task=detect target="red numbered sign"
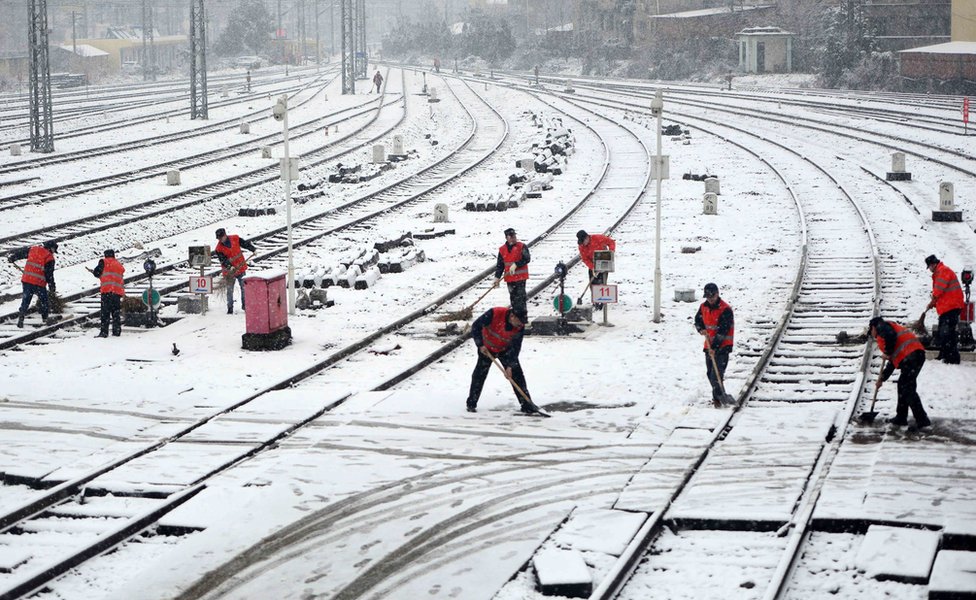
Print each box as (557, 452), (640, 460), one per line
(190, 276), (213, 294)
(591, 284), (618, 304)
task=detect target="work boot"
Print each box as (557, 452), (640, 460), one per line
(915, 417), (931, 429)
(227, 306), (233, 315)
(95, 332), (108, 338)
(519, 401), (537, 414)
(16, 314), (24, 328)
(887, 416), (908, 427)
(466, 405), (477, 413)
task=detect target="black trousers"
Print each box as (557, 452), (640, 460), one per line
(705, 348), (731, 401)
(467, 351), (531, 408)
(18, 283), (49, 320)
(506, 281), (527, 314)
(937, 309), (961, 364)
(894, 350), (929, 425)
(100, 293), (122, 336)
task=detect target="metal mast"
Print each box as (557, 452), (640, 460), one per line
(355, 0), (367, 78)
(340, 0), (354, 94)
(189, 0), (207, 119)
(142, 0), (156, 81)
(28, 0), (54, 153)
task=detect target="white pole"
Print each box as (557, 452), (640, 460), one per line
(651, 91), (664, 323)
(282, 96), (296, 315)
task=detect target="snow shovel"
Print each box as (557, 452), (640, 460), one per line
(857, 359), (886, 424)
(485, 350), (550, 417)
(704, 337), (735, 406)
(436, 280), (499, 322)
(576, 272), (602, 306)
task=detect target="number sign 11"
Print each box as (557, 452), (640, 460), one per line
(591, 284), (618, 304)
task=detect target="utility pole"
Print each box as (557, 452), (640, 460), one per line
(28, 0), (54, 153)
(315, 0), (321, 67)
(71, 11), (77, 54)
(340, 0), (355, 93)
(142, 0), (156, 81)
(355, 0), (367, 79)
(189, 0), (208, 119)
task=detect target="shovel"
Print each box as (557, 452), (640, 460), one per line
(485, 349), (549, 417)
(576, 271), (603, 306)
(436, 280), (499, 322)
(858, 359), (886, 424)
(705, 337), (736, 406)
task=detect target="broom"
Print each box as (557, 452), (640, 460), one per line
(436, 280), (499, 322)
(212, 253), (256, 293)
(910, 308), (929, 336)
(13, 261), (66, 314)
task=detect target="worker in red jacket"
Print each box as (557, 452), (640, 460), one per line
(466, 306), (537, 414)
(213, 228), (257, 314)
(924, 254), (965, 364)
(577, 229), (616, 284)
(8, 240), (58, 328)
(494, 228), (530, 315)
(92, 249), (125, 338)
(694, 283), (734, 405)
(870, 316), (930, 430)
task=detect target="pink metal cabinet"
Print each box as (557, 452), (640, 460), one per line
(244, 273), (288, 335)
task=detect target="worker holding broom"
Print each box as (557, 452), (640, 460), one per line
(494, 228), (530, 315)
(8, 240), (58, 329)
(213, 228), (256, 314)
(694, 283), (735, 406)
(91, 249), (125, 338)
(466, 306), (539, 414)
(924, 254), (964, 364)
(577, 230), (616, 309)
(869, 317), (931, 430)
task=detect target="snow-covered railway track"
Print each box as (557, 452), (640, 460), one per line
(0, 67), (326, 148)
(0, 79), (400, 275)
(0, 76), (361, 215)
(0, 71), (335, 178)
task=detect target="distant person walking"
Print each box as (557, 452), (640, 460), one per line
(213, 228), (256, 314)
(494, 228), (530, 315)
(870, 317), (931, 430)
(8, 240), (58, 328)
(694, 283), (734, 405)
(466, 306), (535, 414)
(924, 254), (964, 364)
(372, 70), (383, 93)
(92, 249), (125, 338)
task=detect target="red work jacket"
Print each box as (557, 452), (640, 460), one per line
(499, 242), (529, 283)
(932, 262), (965, 315)
(215, 235), (248, 277)
(875, 322), (925, 368)
(578, 234), (616, 270)
(100, 257), (126, 296)
(482, 307), (522, 354)
(22, 246), (54, 288)
(701, 299), (734, 350)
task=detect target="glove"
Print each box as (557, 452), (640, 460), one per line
(507, 263), (517, 275)
(479, 346), (493, 358)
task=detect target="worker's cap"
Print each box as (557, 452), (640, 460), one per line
(868, 316), (885, 331)
(576, 230), (588, 244)
(215, 228), (227, 239)
(43, 240), (58, 253)
(703, 282), (719, 298)
(924, 254), (939, 267)
(104, 249), (115, 258)
(503, 228), (516, 237)
(512, 307), (528, 323)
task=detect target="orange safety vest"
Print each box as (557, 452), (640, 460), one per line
(100, 257), (126, 296)
(578, 234), (616, 270)
(215, 235), (248, 277)
(482, 307), (521, 354)
(875, 322), (925, 368)
(701, 299), (734, 350)
(499, 242), (529, 283)
(21, 245), (54, 288)
(932, 262), (965, 315)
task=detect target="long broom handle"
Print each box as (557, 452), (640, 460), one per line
(704, 337), (729, 396)
(486, 350), (533, 405)
(866, 358), (887, 413)
(467, 280), (499, 312)
(576, 272), (601, 304)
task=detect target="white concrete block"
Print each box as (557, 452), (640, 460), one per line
(166, 170), (181, 186)
(855, 525), (940, 582)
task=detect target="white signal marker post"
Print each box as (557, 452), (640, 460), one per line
(650, 91), (668, 323)
(274, 94), (296, 314)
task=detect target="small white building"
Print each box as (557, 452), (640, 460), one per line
(736, 26), (794, 73)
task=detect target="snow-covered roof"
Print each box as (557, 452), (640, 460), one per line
(899, 41), (976, 55)
(736, 26), (794, 37)
(58, 44), (109, 57)
(651, 5), (774, 19)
